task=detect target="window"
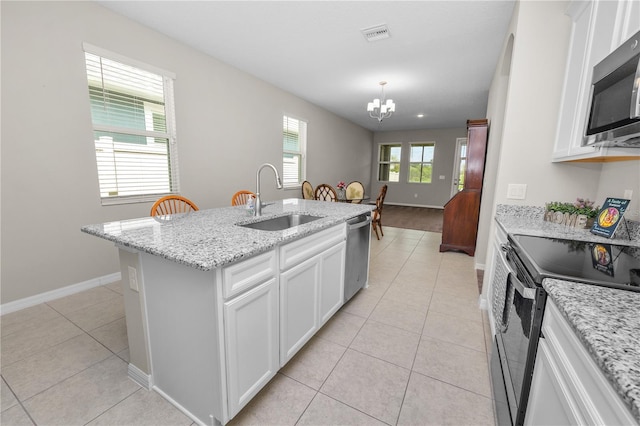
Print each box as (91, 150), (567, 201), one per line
(378, 144), (402, 182)
(84, 44), (179, 205)
(408, 143), (435, 183)
(282, 115), (307, 187)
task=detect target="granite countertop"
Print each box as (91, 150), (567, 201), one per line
(494, 204), (639, 422)
(544, 279), (640, 422)
(82, 199), (374, 271)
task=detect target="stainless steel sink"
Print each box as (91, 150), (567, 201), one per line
(239, 214), (323, 231)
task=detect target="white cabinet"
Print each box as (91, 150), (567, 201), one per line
(525, 339), (582, 425)
(526, 299), (638, 425)
(224, 278), (279, 419)
(222, 250), (279, 419)
(553, 0), (640, 162)
(617, 0), (640, 43)
(279, 224), (346, 364)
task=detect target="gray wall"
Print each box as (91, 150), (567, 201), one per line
(371, 128), (467, 207)
(1, 1), (372, 304)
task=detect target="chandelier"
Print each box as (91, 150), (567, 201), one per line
(367, 81), (396, 123)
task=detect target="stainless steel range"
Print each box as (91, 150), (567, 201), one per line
(491, 234), (640, 425)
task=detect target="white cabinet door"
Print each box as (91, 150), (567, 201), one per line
(525, 339), (582, 425)
(318, 241), (345, 325)
(224, 277), (279, 419)
(280, 256), (320, 364)
(553, 1), (597, 160)
(527, 299), (638, 425)
(616, 0), (640, 43)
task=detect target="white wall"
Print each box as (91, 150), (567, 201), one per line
(597, 161), (640, 221)
(479, 0), (640, 269)
(371, 128), (467, 207)
(478, 0), (606, 267)
(1, 1), (372, 304)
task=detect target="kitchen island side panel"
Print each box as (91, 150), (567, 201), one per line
(140, 252), (226, 425)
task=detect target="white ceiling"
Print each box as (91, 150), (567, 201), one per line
(97, 1), (515, 132)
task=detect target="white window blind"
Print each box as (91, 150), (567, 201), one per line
(84, 45), (179, 205)
(282, 115), (307, 187)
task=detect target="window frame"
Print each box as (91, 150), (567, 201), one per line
(407, 142), (436, 184)
(83, 43), (180, 206)
(282, 114), (307, 189)
(377, 143), (402, 182)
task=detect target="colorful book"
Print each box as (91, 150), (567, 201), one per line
(590, 243), (614, 277)
(590, 198), (630, 238)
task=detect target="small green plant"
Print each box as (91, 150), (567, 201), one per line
(545, 198), (600, 219)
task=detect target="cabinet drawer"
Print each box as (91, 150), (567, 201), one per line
(279, 224), (346, 270)
(223, 250), (277, 299)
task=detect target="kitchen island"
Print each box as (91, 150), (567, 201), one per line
(82, 199), (374, 425)
(489, 205), (639, 424)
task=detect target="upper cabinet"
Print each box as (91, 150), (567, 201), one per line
(553, 0), (640, 162)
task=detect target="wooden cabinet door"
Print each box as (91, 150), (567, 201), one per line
(463, 120), (488, 190)
(440, 119), (488, 255)
(280, 257), (320, 364)
(224, 278), (279, 418)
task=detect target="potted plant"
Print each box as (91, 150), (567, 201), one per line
(544, 198), (599, 228)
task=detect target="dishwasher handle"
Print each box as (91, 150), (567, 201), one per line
(347, 215), (372, 230)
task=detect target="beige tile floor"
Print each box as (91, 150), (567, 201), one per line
(1, 227), (495, 426)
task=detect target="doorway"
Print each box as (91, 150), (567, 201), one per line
(451, 137), (468, 198)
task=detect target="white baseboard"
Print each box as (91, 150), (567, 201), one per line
(128, 363), (152, 390)
(0, 272), (121, 316)
(386, 202), (444, 209)
(153, 385), (209, 426)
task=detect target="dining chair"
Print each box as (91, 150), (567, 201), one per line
(371, 184), (388, 240)
(231, 190), (256, 206)
(150, 195), (199, 216)
(301, 181), (315, 200)
(345, 181), (365, 203)
(314, 183), (337, 202)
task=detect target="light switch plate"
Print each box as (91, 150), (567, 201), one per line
(624, 189), (633, 199)
(507, 184), (527, 200)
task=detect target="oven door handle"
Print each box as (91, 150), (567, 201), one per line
(501, 244), (536, 300)
(511, 274), (536, 300)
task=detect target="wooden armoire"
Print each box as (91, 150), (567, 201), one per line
(439, 119), (489, 256)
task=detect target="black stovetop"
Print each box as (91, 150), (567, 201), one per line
(509, 234), (640, 292)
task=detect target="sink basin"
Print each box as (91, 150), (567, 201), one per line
(239, 214), (323, 231)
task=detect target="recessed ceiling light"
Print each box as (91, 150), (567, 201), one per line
(417, 114), (425, 118)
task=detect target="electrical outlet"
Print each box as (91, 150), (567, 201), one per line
(624, 189), (633, 199)
(507, 184), (527, 200)
(128, 266), (139, 292)
(439, 175), (445, 180)
(414, 193), (418, 198)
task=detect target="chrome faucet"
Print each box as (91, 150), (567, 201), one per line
(255, 163), (283, 216)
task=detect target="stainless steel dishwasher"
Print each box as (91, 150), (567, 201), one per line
(344, 213), (372, 302)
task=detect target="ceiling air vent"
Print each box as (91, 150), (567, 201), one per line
(361, 24), (390, 42)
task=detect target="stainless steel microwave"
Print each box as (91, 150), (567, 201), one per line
(583, 30), (640, 147)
